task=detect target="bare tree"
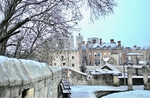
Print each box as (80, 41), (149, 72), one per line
(0, 0), (117, 59)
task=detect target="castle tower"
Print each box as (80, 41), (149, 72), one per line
(68, 35), (74, 49)
(76, 33), (83, 48)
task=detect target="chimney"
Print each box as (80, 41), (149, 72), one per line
(110, 39), (114, 43)
(118, 41), (121, 46)
(92, 39), (96, 44)
(134, 45), (137, 48)
(100, 38), (102, 45)
(87, 41), (91, 44)
(81, 41), (85, 44)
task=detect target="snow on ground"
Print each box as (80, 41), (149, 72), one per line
(102, 90), (150, 98)
(70, 85), (150, 98)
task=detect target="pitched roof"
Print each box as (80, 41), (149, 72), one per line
(103, 58), (110, 62)
(126, 52), (143, 56)
(90, 43), (118, 49)
(100, 63), (121, 75)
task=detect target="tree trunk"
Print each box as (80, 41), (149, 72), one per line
(0, 40), (8, 55)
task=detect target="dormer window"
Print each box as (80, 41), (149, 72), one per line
(108, 46), (111, 49)
(103, 46), (106, 49)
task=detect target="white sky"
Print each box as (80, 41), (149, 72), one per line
(73, 0), (150, 47)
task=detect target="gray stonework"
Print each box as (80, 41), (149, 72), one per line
(0, 56), (62, 98)
(0, 56), (117, 98)
(61, 67), (114, 86)
(142, 65), (150, 90)
(127, 65), (133, 90)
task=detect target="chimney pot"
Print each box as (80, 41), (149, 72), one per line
(118, 41), (121, 46)
(81, 41), (85, 44)
(134, 45), (137, 48)
(110, 39), (114, 43)
(100, 38), (102, 45)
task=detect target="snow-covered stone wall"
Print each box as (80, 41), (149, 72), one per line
(61, 67), (114, 86)
(0, 56), (62, 98)
(0, 56), (117, 98)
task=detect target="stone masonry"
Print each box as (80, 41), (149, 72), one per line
(0, 56), (117, 98)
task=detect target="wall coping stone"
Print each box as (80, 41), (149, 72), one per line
(0, 56), (52, 86)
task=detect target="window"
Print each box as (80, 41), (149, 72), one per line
(61, 55), (65, 61)
(63, 63), (65, 66)
(72, 56), (74, 59)
(54, 63), (56, 66)
(94, 53), (97, 57)
(95, 60), (100, 66)
(61, 56), (64, 59)
(104, 53), (106, 55)
(95, 53), (100, 58)
(97, 53), (100, 57)
(72, 64), (74, 67)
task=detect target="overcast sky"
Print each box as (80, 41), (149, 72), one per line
(74, 0), (150, 47)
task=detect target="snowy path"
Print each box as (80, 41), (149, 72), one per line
(102, 90), (150, 98)
(70, 85), (148, 98)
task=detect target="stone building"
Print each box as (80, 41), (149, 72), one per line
(124, 45), (150, 65)
(78, 36), (150, 67)
(79, 38), (124, 66)
(52, 48), (80, 71)
(51, 34), (80, 71)
(67, 35), (75, 49)
(76, 33), (83, 48)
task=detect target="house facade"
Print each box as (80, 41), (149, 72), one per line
(79, 38), (124, 66)
(124, 45), (150, 65)
(78, 37), (150, 66)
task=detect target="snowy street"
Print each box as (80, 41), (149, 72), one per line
(70, 85), (150, 98)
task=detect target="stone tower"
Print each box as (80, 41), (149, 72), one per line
(76, 33), (83, 48)
(68, 35), (74, 49)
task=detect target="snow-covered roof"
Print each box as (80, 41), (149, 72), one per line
(90, 63), (121, 75)
(87, 37), (99, 41)
(101, 63), (119, 71)
(100, 63), (121, 75)
(87, 44), (94, 48)
(126, 53), (143, 56)
(127, 46), (150, 50)
(93, 43), (101, 48)
(103, 58), (110, 62)
(91, 42), (118, 49)
(139, 61), (146, 64)
(102, 43), (117, 48)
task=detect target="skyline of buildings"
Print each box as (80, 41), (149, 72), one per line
(75, 33), (150, 66)
(49, 33), (150, 72)
(75, 33), (150, 49)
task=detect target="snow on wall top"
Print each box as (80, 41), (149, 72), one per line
(0, 56), (61, 86)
